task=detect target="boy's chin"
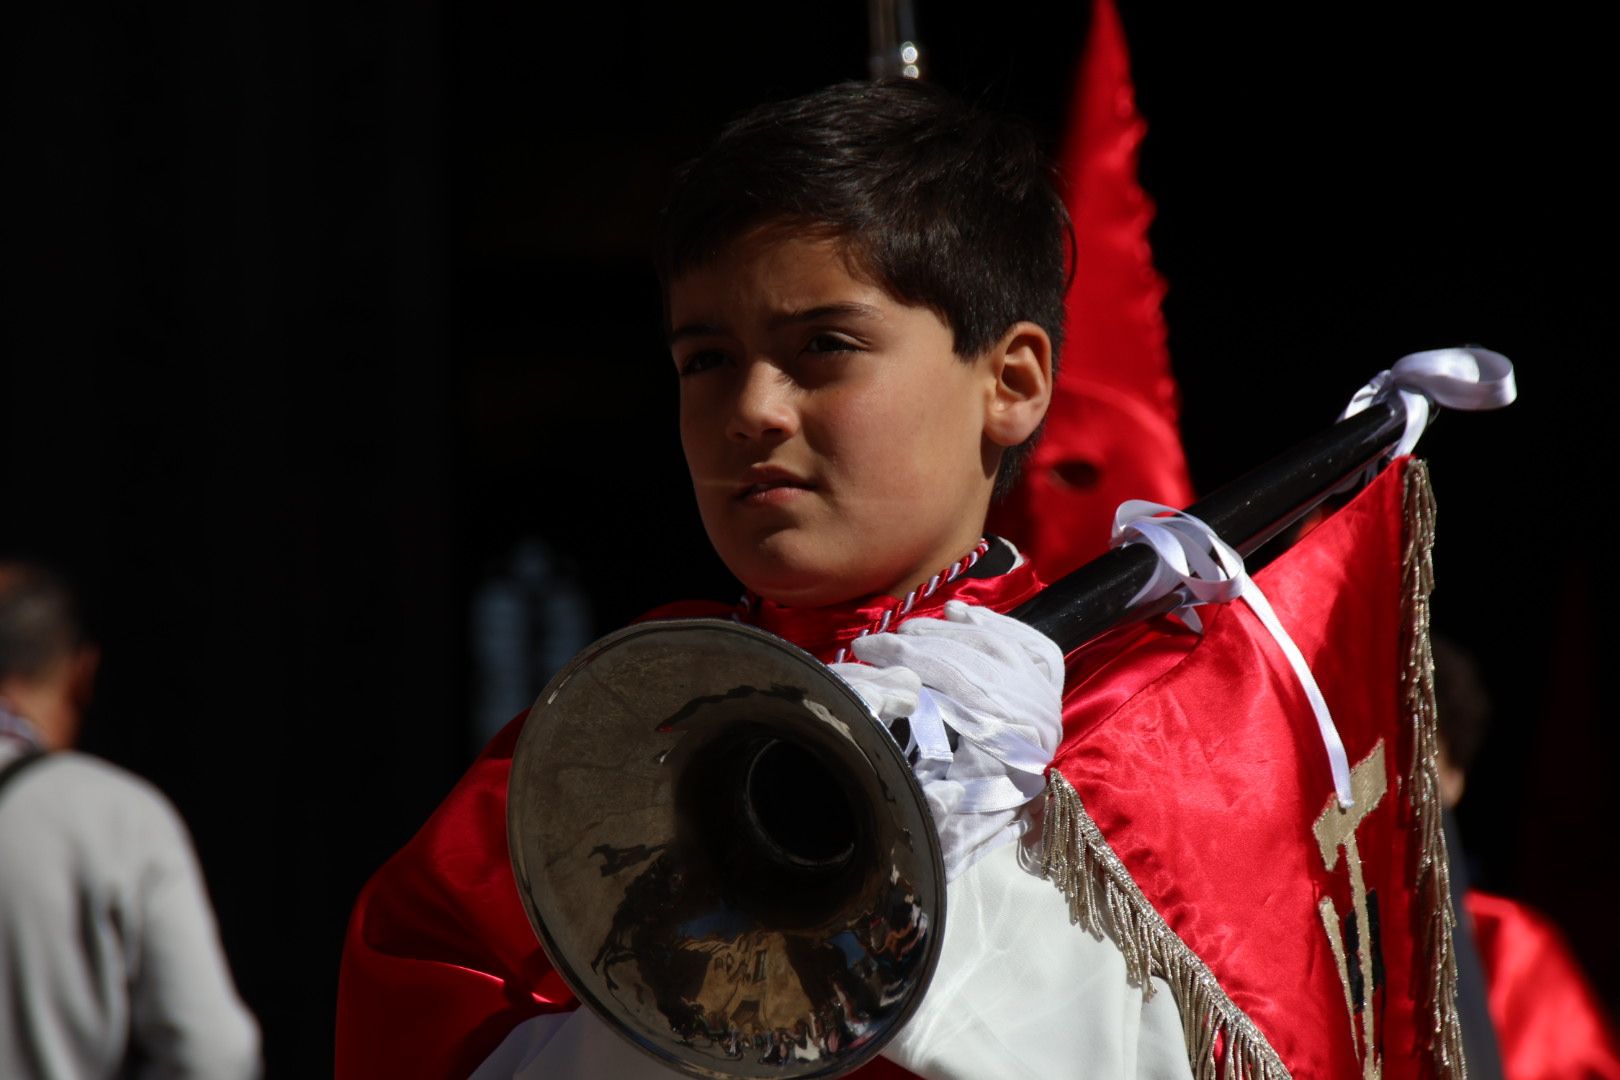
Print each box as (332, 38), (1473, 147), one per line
(729, 556), (888, 610)
(739, 574), (871, 609)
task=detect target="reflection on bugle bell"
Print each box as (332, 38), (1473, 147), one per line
(508, 620), (946, 1078)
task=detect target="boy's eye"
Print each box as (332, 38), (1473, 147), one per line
(803, 333), (860, 356)
(677, 349), (727, 377)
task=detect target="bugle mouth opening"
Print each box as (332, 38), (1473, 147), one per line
(675, 722), (879, 931)
(745, 738), (859, 868)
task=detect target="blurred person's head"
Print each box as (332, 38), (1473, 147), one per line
(0, 562), (99, 750)
(1432, 635), (1492, 809)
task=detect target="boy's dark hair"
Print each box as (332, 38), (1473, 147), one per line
(658, 79), (1073, 495)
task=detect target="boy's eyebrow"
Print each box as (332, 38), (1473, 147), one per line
(766, 302), (883, 329)
(667, 302), (882, 346)
(667, 321), (728, 346)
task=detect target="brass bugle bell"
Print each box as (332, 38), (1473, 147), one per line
(508, 618), (946, 1078)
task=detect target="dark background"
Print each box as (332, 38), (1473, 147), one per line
(4, 2), (1612, 1073)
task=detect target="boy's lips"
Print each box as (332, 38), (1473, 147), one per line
(734, 466), (815, 502)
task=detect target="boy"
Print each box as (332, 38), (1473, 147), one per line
(337, 80), (1192, 1078)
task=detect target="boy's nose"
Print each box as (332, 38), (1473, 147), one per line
(727, 362), (798, 442)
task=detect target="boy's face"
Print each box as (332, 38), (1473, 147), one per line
(668, 228), (1002, 607)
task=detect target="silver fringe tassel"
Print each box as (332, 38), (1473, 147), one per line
(1039, 772), (1289, 1080)
(1403, 461), (1468, 1080)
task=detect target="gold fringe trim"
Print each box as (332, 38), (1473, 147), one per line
(1402, 460), (1468, 1079)
(1039, 772), (1290, 1080)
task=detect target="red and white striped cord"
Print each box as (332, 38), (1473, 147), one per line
(832, 538), (991, 663)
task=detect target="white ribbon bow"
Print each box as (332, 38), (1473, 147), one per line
(1341, 346), (1517, 459)
(1112, 502), (1356, 808)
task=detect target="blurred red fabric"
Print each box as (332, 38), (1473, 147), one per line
(988, 0), (1194, 580)
(1467, 890), (1620, 1080)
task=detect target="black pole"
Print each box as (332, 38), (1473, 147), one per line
(1014, 398), (1410, 650)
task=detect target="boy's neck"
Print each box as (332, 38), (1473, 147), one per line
(750, 536), (1009, 613)
(734, 536), (1035, 666)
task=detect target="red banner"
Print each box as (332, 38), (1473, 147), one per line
(1047, 458), (1460, 1078)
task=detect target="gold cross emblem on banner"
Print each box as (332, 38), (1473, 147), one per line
(1314, 739), (1389, 1080)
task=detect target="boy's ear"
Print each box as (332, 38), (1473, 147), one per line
(982, 321), (1054, 449)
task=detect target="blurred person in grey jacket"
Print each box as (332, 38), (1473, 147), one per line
(0, 561), (260, 1079)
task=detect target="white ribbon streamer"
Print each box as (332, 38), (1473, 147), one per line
(1113, 502), (1355, 808)
(898, 687), (1054, 817)
(1341, 346), (1517, 459)
(923, 688), (1052, 813)
(905, 687), (955, 765)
